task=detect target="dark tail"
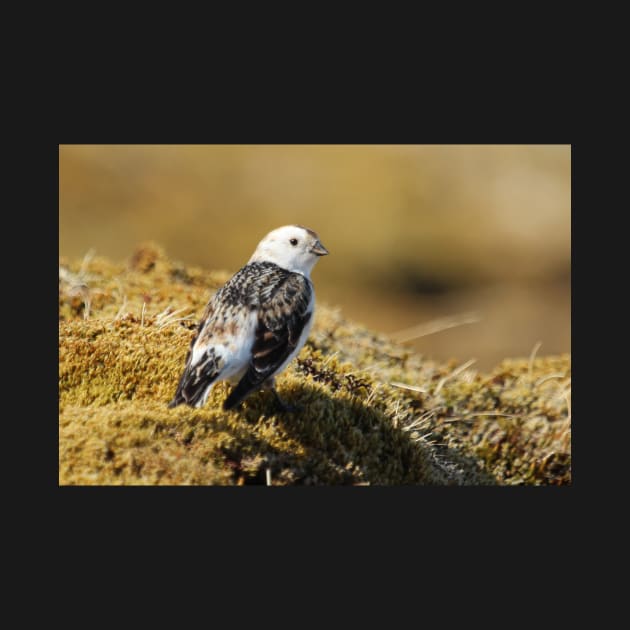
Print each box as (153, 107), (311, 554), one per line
(168, 366), (219, 409)
(167, 393), (186, 409)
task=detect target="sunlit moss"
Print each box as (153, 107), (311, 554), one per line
(59, 244), (570, 485)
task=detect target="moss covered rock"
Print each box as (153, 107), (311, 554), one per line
(59, 244), (571, 485)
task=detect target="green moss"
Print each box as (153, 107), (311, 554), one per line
(59, 244), (570, 485)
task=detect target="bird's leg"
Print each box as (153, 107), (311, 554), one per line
(262, 377), (302, 413)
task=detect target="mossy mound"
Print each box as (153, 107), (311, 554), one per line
(59, 244), (571, 485)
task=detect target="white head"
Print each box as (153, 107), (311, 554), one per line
(248, 225), (329, 276)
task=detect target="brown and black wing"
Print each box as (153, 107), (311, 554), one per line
(223, 272), (312, 410)
(167, 302), (223, 409)
(168, 344), (223, 409)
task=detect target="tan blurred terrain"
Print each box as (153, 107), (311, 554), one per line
(59, 145), (570, 370)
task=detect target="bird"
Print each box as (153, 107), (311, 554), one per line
(168, 225), (329, 412)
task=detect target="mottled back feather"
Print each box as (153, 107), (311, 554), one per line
(169, 262), (312, 409)
(223, 272), (312, 410)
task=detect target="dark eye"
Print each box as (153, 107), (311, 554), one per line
(290, 238), (298, 246)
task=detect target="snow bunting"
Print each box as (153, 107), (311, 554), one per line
(168, 225), (329, 411)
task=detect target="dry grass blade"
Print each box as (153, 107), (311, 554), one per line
(154, 307), (194, 329)
(403, 417), (432, 433)
(365, 385), (380, 406)
(79, 248), (96, 275)
(442, 412), (524, 423)
(528, 341), (543, 377)
(389, 381), (428, 394)
(321, 351), (339, 367)
(556, 382), (571, 401)
(434, 358), (477, 395)
(112, 295), (128, 323)
(391, 399), (401, 428)
(59, 266), (81, 286)
(60, 269), (92, 321)
(83, 296), (91, 320)
(534, 372), (566, 387)
(403, 409), (436, 432)
(391, 311), (480, 343)
(465, 411), (524, 419)
(160, 317), (195, 329)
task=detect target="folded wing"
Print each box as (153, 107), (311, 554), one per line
(223, 272), (312, 410)
(167, 299), (226, 408)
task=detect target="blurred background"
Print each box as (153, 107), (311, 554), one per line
(59, 145), (570, 370)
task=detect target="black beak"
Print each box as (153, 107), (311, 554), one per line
(310, 240), (329, 256)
